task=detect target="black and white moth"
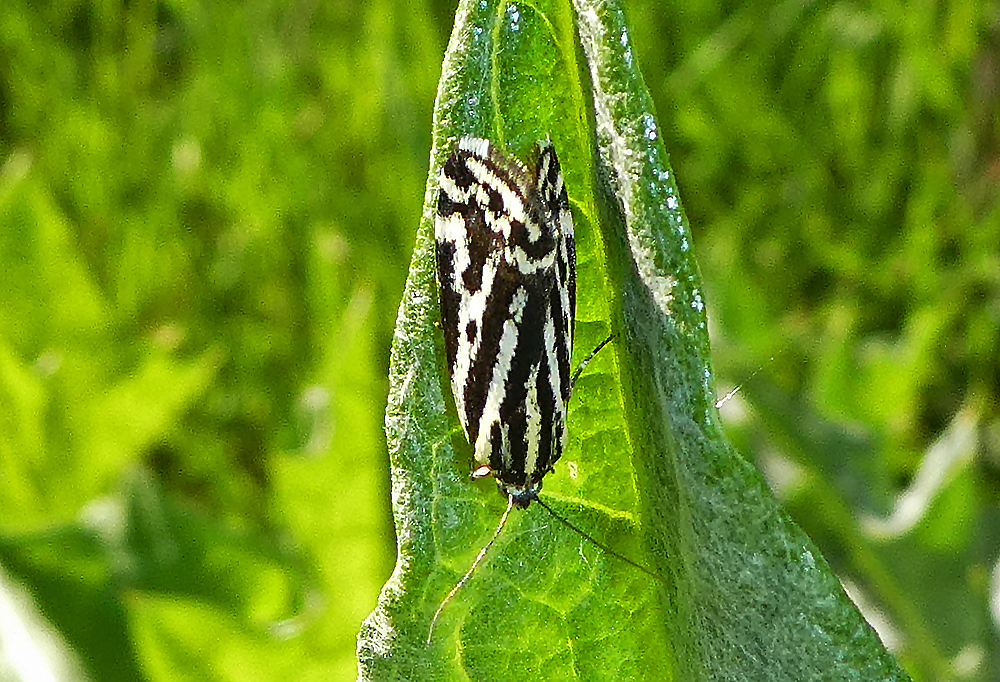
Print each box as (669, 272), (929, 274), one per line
(435, 136), (576, 509)
(429, 137), (649, 642)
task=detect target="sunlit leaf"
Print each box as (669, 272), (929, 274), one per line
(357, 0), (911, 679)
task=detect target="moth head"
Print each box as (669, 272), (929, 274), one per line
(473, 463), (542, 509)
(498, 480), (540, 509)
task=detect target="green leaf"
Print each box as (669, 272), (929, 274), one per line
(0, 180), (224, 529)
(0, 471), (311, 682)
(358, 0), (912, 679)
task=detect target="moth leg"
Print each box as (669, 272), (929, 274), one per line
(570, 334), (615, 388)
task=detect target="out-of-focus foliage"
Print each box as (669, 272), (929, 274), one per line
(0, 0), (442, 678)
(0, 0), (996, 680)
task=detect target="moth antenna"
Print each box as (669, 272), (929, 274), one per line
(571, 334), (615, 388)
(533, 496), (660, 580)
(714, 384), (743, 410)
(714, 361), (772, 409)
(426, 497), (515, 645)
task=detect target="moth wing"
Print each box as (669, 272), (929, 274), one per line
(434, 137), (535, 452)
(434, 137), (576, 503)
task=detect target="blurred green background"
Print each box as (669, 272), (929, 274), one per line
(0, 0), (997, 680)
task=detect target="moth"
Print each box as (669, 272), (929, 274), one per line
(429, 137), (644, 642)
(434, 136), (576, 509)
